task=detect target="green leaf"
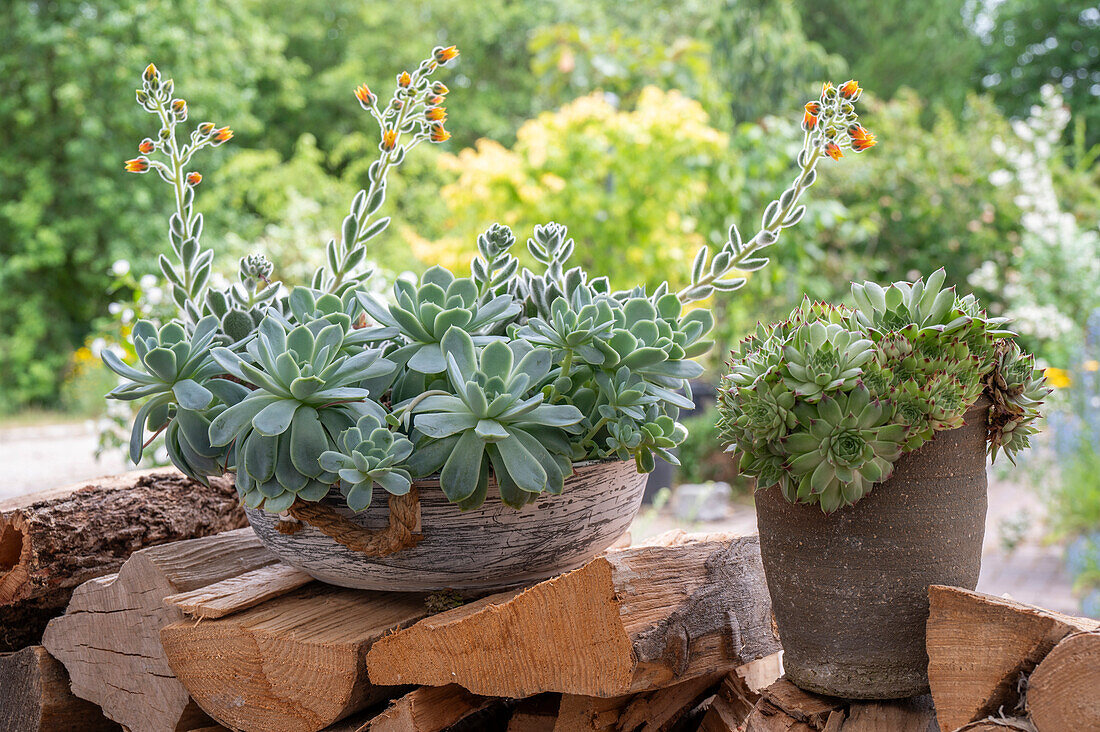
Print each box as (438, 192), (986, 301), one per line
(143, 348), (178, 381)
(172, 379), (212, 410)
(209, 395), (279, 446)
(494, 433), (547, 493)
(289, 407), (327, 477)
(440, 431), (485, 502)
(253, 399), (300, 437)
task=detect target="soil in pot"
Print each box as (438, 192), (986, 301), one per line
(755, 398), (990, 699)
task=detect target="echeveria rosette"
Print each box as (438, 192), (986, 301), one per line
(356, 265), (521, 379)
(783, 386), (907, 513)
(405, 327), (583, 510)
(782, 321), (875, 402)
(319, 414), (414, 511)
(207, 315), (395, 513)
(103, 314), (222, 462)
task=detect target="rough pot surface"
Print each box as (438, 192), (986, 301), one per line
(246, 459), (647, 592)
(755, 398), (990, 699)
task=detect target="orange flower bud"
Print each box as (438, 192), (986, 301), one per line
(138, 138), (155, 154)
(848, 124), (877, 152)
(172, 99), (187, 114)
(433, 46), (459, 63)
(824, 142), (843, 161)
(197, 122), (215, 136)
(125, 157), (150, 173)
(143, 63), (159, 84)
(839, 80), (862, 100)
(802, 111), (818, 130)
(397, 71), (412, 88)
(431, 81), (449, 96)
(429, 124), (450, 143)
(805, 101), (821, 115)
(186, 172), (202, 186)
(355, 84), (376, 108)
(425, 106), (447, 122)
(427, 94), (445, 105)
(822, 81), (835, 97)
(381, 129), (398, 151)
(212, 127), (233, 145)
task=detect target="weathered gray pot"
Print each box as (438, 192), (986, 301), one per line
(755, 398), (990, 699)
(246, 459), (647, 592)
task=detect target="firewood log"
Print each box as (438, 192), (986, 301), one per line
(553, 672), (723, 732)
(161, 583), (432, 732)
(164, 562), (313, 618)
(1026, 629), (1100, 732)
(358, 685), (497, 732)
(0, 468), (246, 650)
(367, 531), (779, 698)
(742, 679), (937, 732)
(0, 645), (119, 732)
(699, 670), (763, 732)
(926, 585), (1099, 732)
(41, 528), (275, 732)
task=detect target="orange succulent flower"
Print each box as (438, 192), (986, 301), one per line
(848, 125), (877, 152)
(197, 122), (215, 136)
(212, 126), (233, 144)
(186, 172), (202, 186)
(381, 129), (398, 151)
(397, 71), (412, 88)
(425, 106), (447, 122)
(802, 111), (818, 130)
(434, 46), (459, 63)
(839, 80), (862, 100)
(824, 142), (844, 161)
(171, 99), (187, 114)
(138, 138), (155, 154)
(124, 157), (150, 173)
(427, 94), (445, 105)
(431, 81), (449, 96)
(805, 101), (821, 115)
(822, 81), (835, 97)
(429, 124), (450, 143)
(355, 84), (376, 108)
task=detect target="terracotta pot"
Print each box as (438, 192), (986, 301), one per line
(246, 459), (646, 592)
(755, 398), (990, 699)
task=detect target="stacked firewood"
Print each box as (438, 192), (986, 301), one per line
(3, 469), (1098, 732)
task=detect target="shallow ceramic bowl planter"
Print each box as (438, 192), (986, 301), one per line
(755, 398), (990, 699)
(246, 459), (647, 591)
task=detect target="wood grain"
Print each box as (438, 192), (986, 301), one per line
(41, 528), (275, 732)
(1026, 630), (1100, 731)
(0, 645), (119, 732)
(165, 562), (313, 618)
(926, 585), (1098, 732)
(366, 531), (779, 698)
(161, 583), (430, 732)
(358, 685), (495, 732)
(246, 460), (647, 592)
(0, 468), (246, 650)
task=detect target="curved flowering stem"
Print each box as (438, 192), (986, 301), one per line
(313, 46), (459, 295)
(125, 64), (234, 328)
(678, 80), (877, 304)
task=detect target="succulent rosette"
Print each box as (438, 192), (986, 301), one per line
(719, 269), (1049, 512)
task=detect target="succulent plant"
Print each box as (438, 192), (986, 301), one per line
(104, 315), (221, 461)
(719, 271), (1048, 512)
(319, 415), (415, 511)
(356, 265), (521, 378)
(207, 315), (395, 512)
(783, 385), (907, 512)
(405, 327), (583, 509)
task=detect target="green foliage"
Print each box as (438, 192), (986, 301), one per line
(718, 270), (1049, 512)
(320, 415), (414, 512)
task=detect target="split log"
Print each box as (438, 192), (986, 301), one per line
(161, 584), (431, 732)
(359, 685), (497, 732)
(742, 679), (936, 732)
(0, 645), (119, 732)
(0, 468), (246, 651)
(700, 671), (763, 732)
(926, 585), (1099, 732)
(1026, 630), (1100, 732)
(368, 531), (779, 698)
(554, 672), (722, 732)
(165, 562), (313, 618)
(42, 528), (275, 732)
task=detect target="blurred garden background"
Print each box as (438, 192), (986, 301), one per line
(1, 0), (1099, 613)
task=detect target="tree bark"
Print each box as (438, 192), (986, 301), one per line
(41, 528), (275, 732)
(161, 583), (431, 732)
(1026, 630), (1100, 732)
(0, 468), (246, 650)
(367, 531), (779, 698)
(926, 585), (1098, 732)
(0, 645), (119, 732)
